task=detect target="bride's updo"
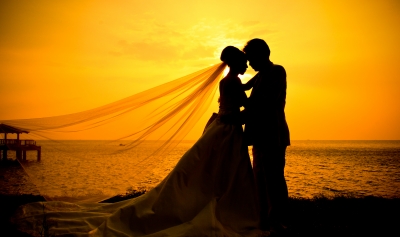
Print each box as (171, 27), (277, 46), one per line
(220, 46), (246, 67)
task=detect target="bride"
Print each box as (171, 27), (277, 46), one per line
(13, 46), (264, 237)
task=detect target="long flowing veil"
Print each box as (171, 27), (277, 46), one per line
(1, 63), (226, 202)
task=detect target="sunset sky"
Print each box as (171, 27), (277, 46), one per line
(0, 0), (399, 140)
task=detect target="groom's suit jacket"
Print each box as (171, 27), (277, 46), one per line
(243, 63), (290, 147)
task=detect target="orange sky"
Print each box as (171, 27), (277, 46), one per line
(1, 0), (399, 140)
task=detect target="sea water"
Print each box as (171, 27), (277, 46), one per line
(1, 140), (399, 199)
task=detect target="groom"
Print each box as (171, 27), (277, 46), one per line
(242, 38), (290, 232)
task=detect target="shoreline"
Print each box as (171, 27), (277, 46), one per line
(2, 193), (399, 237)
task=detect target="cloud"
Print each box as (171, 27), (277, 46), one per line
(110, 18), (277, 66)
(113, 39), (181, 62)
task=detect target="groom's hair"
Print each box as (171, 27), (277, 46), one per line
(243, 38), (270, 57)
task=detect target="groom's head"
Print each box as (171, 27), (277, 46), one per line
(243, 38), (270, 72)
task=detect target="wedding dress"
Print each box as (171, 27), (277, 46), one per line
(12, 70), (262, 236)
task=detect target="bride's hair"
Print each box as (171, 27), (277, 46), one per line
(220, 46), (246, 67)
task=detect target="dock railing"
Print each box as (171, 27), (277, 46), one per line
(0, 139), (37, 146)
(1, 139), (41, 161)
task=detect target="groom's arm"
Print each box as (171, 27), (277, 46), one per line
(258, 65), (286, 108)
(242, 65), (286, 121)
(240, 65), (286, 123)
(242, 76), (257, 91)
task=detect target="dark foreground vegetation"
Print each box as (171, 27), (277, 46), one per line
(1, 192), (399, 237)
(284, 195), (400, 237)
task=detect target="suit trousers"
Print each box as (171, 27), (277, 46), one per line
(252, 144), (288, 229)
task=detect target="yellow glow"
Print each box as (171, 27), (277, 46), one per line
(0, 0), (399, 140)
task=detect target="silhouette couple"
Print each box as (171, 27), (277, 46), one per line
(14, 38), (290, 237)
(214, 38), (290, 234)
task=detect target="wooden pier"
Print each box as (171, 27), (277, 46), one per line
(0, 124), (41, 161)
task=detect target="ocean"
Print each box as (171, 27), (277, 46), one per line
(1, 140), (399, 200)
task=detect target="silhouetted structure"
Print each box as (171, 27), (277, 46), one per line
(0, 124), (41, 161)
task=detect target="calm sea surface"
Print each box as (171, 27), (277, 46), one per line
(1, 140), (399, 200)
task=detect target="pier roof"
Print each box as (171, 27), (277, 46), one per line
(0, 124), (29, 134)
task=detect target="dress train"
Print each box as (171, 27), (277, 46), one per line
(13, 119), (261, 237)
